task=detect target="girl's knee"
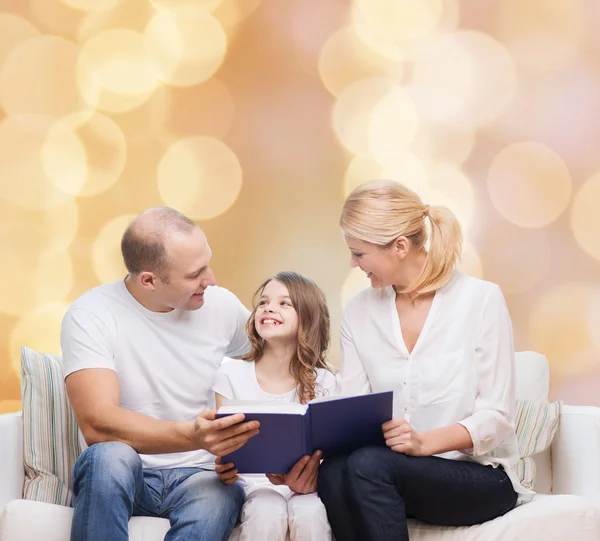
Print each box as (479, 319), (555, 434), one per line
(242, 488), (288, 522)
(240, 489), (289, 541)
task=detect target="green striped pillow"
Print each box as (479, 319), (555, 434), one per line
(20, 346), (81, 506)
(514, 399), (561, 490)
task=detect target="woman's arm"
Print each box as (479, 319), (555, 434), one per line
(383, 419), (473, 456)
(336, 311), (372, 396)
(457, 285), (516, 456)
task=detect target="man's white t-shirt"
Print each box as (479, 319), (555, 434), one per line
(61, 280), (250, 470)
(213, 359), (336, 496)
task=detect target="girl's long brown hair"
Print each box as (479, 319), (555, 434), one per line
(242, 271), (331, 404)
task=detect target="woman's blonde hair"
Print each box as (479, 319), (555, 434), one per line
(242, 271), (332, 404)
(340, 180), (462, 296)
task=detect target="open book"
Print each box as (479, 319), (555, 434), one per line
(216, 391), (393, 474)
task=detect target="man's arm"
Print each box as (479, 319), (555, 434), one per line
(62, 307), (259, 456)
(66, 369), (259, 456)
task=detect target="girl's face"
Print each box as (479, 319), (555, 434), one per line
(254, 279), (299, 344)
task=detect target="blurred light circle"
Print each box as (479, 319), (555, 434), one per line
(487, 142), (572, 228)
(0, 115), (76, 211)
(0, 197), (79, 255)
(480, 222), (551, 296)
(571, 173), (600, 261)
(77, 0), (154, 42)
(62, 0), (122, 10)
(344, 155), (384, 196)
(411, 31), (517, 127)
(157, 136), (242, 220)
(29, 0), (84, 40)
(151, 0), (224, 9)
(529, 283), (596, 373)
(378, 151), (429, 198)
(42, 111), (127, 197)
(0, 248), (73, 317)
(333, 78), (396, 156)
(92, 215), (135, 284)
(497, 0), (584, 72)
(341, 267), (371, 308)
(412, 123), (475, 166)
(0, 13), (40, 68)
(354, 0), (443, 42)
(77, 29), (159, 113)
(144, 5), (227, 87)
(352, 0), (459, 63)
(10, 302), (70, 373)
(114, 84), (171, 146)
(368, 87), (419, 165)
(212, 0), (261, 41)
(458, 240), (483, 279)
(318, 26), (404, 98)
(166, 78), (234, 139)
(428, 163), (475, 233)
(343, 153), (429, 202)
(0, 35), (80, 117)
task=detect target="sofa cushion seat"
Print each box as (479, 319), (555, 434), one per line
(2, 494), (599, 541)
(407, 494), (600, 541)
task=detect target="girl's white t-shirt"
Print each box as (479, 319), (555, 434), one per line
(213, 359), (336, 495)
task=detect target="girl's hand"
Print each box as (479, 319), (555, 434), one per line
(266, 450), (322, 494)
(382, 418), (427, 456)
(215, 456), (239, 485)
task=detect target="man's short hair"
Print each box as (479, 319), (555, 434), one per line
(121, 207), (197, 282)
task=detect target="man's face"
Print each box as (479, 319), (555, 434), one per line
(155, 228), (216, 311)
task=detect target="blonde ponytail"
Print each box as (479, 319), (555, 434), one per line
(340, 180), (463, 296)
(410, 204), (462, 295)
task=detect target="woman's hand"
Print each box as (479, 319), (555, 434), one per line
(266, 450), (322, 494)
(382, 418), (427, 456)
(215, 456), (239, 485)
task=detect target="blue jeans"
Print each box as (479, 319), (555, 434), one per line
(70, 442), (244, 541)
(318, 446), (518, 541)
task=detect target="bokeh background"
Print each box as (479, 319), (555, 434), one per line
(0, 0), (599, 414)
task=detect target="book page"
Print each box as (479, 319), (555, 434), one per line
(218, 401), (308, 415)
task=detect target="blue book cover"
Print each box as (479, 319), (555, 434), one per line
(216, 391), (393, 474)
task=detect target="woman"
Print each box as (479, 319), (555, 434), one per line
(318, 180), (532, 541)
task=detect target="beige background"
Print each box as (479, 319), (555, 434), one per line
(1, 0), (599, 414)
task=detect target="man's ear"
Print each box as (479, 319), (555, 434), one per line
(139, 271), (157, 290)
(393, 236), (410, 259)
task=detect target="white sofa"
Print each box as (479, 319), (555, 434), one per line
(1, 352), (600, 541)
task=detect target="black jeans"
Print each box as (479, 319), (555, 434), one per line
(318, 446), (518, 541)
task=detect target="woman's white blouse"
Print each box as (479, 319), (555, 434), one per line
(337, 271), (532, 499)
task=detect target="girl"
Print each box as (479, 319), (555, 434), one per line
(213, 271), (335, 541)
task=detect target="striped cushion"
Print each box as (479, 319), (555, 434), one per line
(20, 346), (81, 506)
(514, 399), (561, 490)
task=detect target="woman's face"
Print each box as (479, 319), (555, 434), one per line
(254, 279), (299, 344)
(345, 235), (403, 289)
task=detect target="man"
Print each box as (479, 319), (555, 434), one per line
(62, 207), (259, 541)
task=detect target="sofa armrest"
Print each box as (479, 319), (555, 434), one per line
(0, 412), (24, 507)
(552, 405), (600, 501)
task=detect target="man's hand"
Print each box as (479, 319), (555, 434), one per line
(382, 418), (427, 456)
(266, 450), (322, 494)
(215, 456), (239, 485)
(192, 409), (259, 456)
